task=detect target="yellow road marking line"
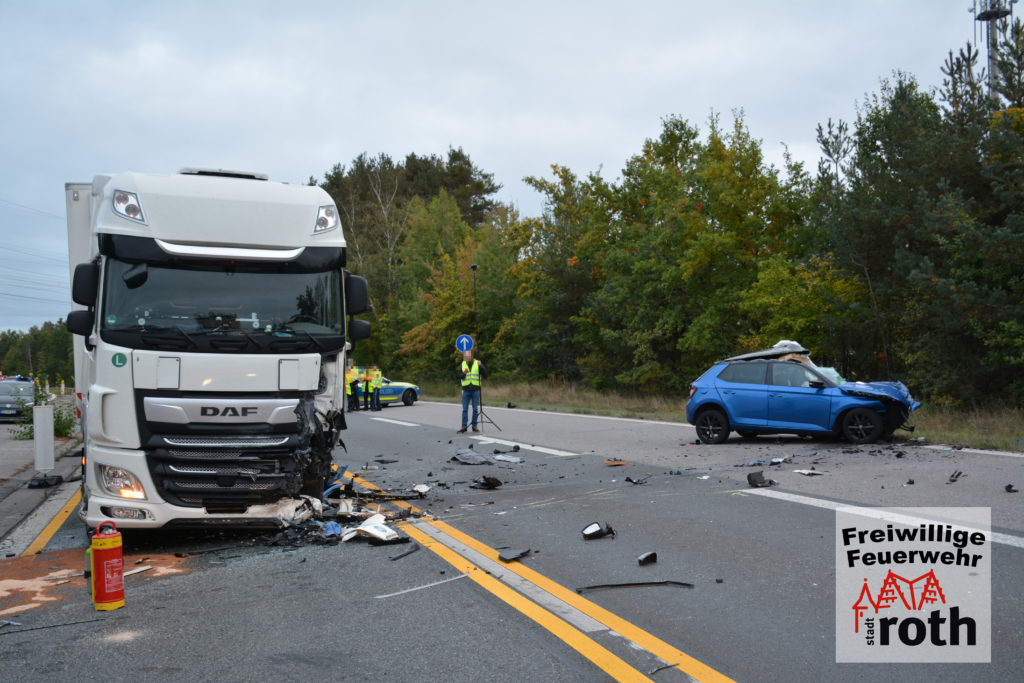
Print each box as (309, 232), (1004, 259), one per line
(22, 489), (81, 557)
(346, 472), (734, 683)
(401, 523), (652, 682)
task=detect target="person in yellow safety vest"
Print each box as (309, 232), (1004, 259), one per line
(370, 364), (383, 411)
(345, 361), (360, 412)
(361, 366), (372, 411)
(456, 350), (488, 433)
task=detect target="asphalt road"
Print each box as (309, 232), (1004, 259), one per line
(1, 401), (1021, 681)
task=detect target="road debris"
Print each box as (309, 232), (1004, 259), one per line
(649, 662), (680, 676)
(494, 454), (523, 463)
(390, 544), (421, 561)
(1006, 484), (1019, 493)
(624, 475), (650, 485)
(576, 580), (693, 594)
(605, 459), (630, 467)
(582, 522), (615, 540)
(746, 471), (777, 488)
(374, 572), (469, 599)
(638, 552), (657, 566)
(452, 448), (491, 465)
(948, 470), (966, 484)
(793, 469), (823, 476)
(411, 483), (431, 495)
(498, 548), (531, 563)
(492, 445), (521, 454)
(905, 479), (915, 486)
(122, 566), (152, 578)
(470, 476), (502, 490)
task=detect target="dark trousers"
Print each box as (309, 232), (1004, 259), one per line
(348, 382), (359, 411)
(363, 384), (371, 410)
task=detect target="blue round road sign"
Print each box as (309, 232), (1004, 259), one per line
(455, 334), (474, 352)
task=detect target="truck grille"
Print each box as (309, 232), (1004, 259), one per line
(146, 435), (307, 508)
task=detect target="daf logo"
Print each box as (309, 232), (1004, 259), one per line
(200, 406), (259, 417)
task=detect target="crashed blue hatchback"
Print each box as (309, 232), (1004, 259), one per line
(686, 341), (920, 444)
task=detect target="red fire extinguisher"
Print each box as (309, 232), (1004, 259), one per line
(90, 522), (125, 611)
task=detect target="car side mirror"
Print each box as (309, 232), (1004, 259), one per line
(66, 309), (95, 336)
(71, 262), (100, 306)
(345, 272), (368, 316)
(809, 380), (825, 389)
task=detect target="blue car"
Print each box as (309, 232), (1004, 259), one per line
(686, 346), (920, 444)
(352, 370), (420, 406)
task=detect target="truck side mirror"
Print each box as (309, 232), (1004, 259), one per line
(348, 319), (371, 342)
(66, 310), (95, 336)
(345, 273), (368, 316)
(72, 262), (100, 306)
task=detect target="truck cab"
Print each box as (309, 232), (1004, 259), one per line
(65, 168), (369, 528)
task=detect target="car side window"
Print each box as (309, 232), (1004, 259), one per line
(718, 362), (767, 385)
(771, 362), (815, 388)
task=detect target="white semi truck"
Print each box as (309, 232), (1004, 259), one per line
(64, 168), (370, 528)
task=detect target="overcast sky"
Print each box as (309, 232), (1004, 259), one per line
(0, 0), (989, 331)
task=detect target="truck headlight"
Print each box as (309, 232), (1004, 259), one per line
(313, 205), (338, 234)
(97, 464), (147, 500)
(112, 189), (146, 224)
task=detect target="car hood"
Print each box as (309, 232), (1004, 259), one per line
(385, 382), (418, 389)
(839, 381), (920, 412)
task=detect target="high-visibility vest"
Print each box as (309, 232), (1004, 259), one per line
(345, 368), (357, 394)
(461, 360), (481, 387)
(371, 369), (383, 390)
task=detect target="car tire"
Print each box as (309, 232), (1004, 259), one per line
(842, 408), (883, 444)
(402, 389), (416, 406)
(736, 429), (759, 439)
(696, 408), (730, 444)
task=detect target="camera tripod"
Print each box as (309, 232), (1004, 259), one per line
(475, 385), (501, 432)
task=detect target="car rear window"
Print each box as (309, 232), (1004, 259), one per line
(718, 363), (767, 385)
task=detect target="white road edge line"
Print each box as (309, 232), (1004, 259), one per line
(370, 417), (420, 427)
(418, 401), (692, 427)
(469, 436), (578, 457)
(747, 488), (1024, 550)
(923, 444), (1024, 459)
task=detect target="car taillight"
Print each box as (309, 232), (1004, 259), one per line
(689, 385), (697, 399)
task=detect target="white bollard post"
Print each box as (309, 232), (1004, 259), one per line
(34, 405), (55, 473)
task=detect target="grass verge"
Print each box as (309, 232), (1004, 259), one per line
(418, 380), (1023, 451)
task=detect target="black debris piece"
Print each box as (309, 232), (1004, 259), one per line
(906, 479), (915, 486)
(747, 471), (776, 488)
(506, 402), (516, 408)
(470, 476), (502, 490)
(374, 458), (398, 464)
(666, 470), (683, 475)
(27, 474), (63, 489)
(576, 580), (693, 594)
(368, 536), (411, 546)
(390, 544), (421, 561)
(624, 475), (650, 485)
(582, 522), (616, 540)
(1006, 484), (1019, 493)
(637, 552), (658, 566)
(947, 470), (965, 484)
(498, 548), (531, 563)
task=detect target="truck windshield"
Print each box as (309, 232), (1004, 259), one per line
(101, 259), (343, 351)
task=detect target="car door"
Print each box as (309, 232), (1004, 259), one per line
(715, 362), (768, 426)
(767, 362), (832, 431)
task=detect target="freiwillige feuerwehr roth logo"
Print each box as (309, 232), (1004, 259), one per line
(835, 507), (990, 663)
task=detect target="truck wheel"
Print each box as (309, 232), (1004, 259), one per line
(842, 408), (883, 444)
(402, 389), (416, 406)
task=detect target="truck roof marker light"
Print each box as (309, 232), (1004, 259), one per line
(112, 189), (147, 224)
(314, 205), (338, 234)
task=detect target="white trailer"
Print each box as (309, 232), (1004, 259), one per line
(65, 169), (369, 528)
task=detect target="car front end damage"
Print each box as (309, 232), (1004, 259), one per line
(839, 381), (921, 433)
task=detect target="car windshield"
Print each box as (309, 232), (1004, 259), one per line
(102, 259), (342, 337)
(816, 366), (846, 385)
(0, 383), (33, 397)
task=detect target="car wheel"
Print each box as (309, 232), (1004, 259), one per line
(736, 429), (759, 439)
(842, 408), (883, 444)
(696, 408), (730, 444)
(402, 389), (416, 406)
